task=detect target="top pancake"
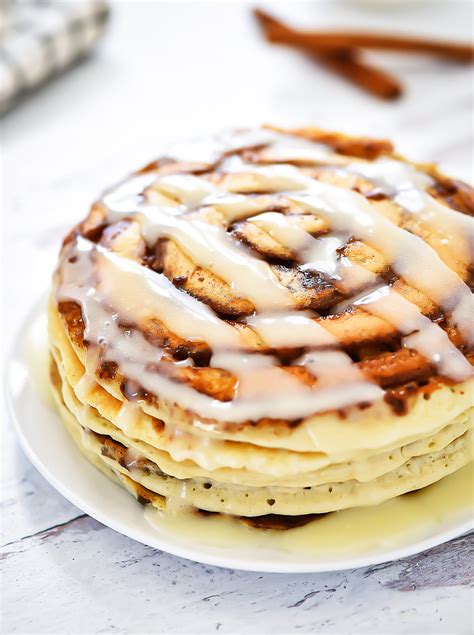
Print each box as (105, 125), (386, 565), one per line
(51, 125), (474, 453)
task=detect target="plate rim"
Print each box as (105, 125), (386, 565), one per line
(5, 297), (474, 573)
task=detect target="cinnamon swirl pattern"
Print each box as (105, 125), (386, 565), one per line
(48, 126), (474, 523)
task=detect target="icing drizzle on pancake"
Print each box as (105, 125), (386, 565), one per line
(56, 127), (474, 423)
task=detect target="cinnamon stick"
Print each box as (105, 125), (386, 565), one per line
(254, 8), (474, 63)
(316, 50), (402, 100)
(254, 9), (403, 100)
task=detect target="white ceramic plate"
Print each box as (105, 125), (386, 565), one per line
(5, 299), (473, 573)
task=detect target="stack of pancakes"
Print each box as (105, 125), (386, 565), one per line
(48, 126), (473, 525)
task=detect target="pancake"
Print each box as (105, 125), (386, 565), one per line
(49, 355), (472, 516)
(48, 125), (474, 522)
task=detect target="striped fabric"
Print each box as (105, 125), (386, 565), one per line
(0, 0), (109, 115)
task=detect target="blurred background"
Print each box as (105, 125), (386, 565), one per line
(2, 0), (473, 341)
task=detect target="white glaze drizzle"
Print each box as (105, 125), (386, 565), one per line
(151, 174), (217, 208)
(74, 372), (96, 403)
(297, 350), (366, 387)
(123, 447), (143, 472)
(221, 161), (309, 191)
(296, 350), (377, 407)
(353, 286), (472, 381)
(116, 401), (141, 436)
(247, 210), (349, 279)
(256, 140), (332, 164)
(348, 158), (474, 263)
(203, 193), (283, 223)
(102, 173), (159, 213)
(211, 352), (311, 401)
(62, 237), (242, 349)
(246, 313), (336, 347)
(136, 210), (293, 310)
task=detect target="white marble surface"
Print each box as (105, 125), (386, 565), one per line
(2, 2), (473, 633)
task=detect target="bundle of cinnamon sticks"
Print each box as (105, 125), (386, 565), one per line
(254, 8), (474, 100)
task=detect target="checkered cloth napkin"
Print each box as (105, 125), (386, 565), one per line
(0, 0), (109, 115)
